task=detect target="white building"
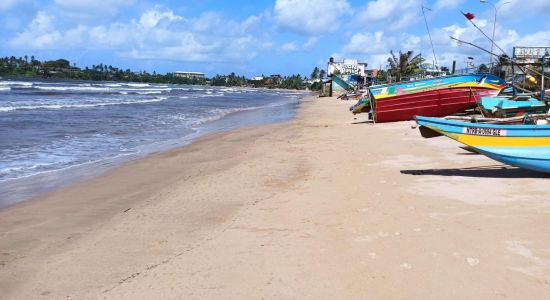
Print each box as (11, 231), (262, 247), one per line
(175, 71), (205, 79)
(327, 58), (368, 77)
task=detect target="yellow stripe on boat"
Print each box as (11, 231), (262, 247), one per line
(448, 82), (501, 90)
(426, 126), (550, 147)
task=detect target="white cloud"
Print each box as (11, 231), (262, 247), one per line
(0, 0), (21, 11)
(10, 11), (60, 48)
(433, 0), (465, 10)
(303, 37), (318, 49)
(53, 0), (135, 22)
(274, 0), (350, 35)
(498, 0), (550, 17)
(8, 7), (268, 63)
(355, 0), (421, 30)
(342, 31), (387, 54)
(280, 42), (298, 52)
(139, 7), (183, 29)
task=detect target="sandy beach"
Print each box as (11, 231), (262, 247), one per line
(1, 95), (550, 299)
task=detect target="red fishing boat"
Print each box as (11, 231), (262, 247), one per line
(351, 74), (506, 123)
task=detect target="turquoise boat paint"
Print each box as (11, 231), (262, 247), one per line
(416, 116), (550, 137)
(415, 116), (550, 173)
(479, 96), (548, 117)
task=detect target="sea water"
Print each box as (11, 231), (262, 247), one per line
(0, 79), (306, 207)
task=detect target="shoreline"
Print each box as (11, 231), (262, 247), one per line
(0, 92), (304, 209)
(2, 96), (550, 299)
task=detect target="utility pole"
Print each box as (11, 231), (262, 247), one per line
(479, 0), (510, 72)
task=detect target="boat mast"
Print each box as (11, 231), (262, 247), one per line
(422, 6), (438, 71)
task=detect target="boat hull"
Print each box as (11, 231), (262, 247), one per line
(369, 74), (506, 123)
(415, 116), (550, 173)
(374, 87), (499, 122)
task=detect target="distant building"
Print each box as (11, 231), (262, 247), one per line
(175, 71), (205, 79)
(251, 76), (264, 81)
(267, 74), (282, 84)
(326, 57), (374, 96)
(327, 58), (368, 77)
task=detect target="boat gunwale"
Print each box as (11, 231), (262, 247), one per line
(367, 73), (504, 90)
(415, 116), (550, 131)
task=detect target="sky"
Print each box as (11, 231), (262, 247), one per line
(0, 0), (549, 77)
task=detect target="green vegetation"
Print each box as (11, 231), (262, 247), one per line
(308, 66), (326, 91)
(0, 55), (309, 90)
(387, 50), (424, 82)
(0, 56), (206, 85)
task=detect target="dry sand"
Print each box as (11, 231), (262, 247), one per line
(1, 96), (550, 299)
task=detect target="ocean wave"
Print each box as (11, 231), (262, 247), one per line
(198, 93), (224, 98)
(136, 91), (163, 95)
(0, 97), (170, 112)
(34, 85), (113, 92)
(0, 81), (34, 86)
(0, 87), (11, 91)
(124, 83), (150, 87)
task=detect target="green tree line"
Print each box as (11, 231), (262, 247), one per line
(0, 56), (310, 90)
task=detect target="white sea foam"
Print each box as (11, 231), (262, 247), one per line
(0, 81), (34, 86)
(34, 86), (113, 92)
(125, 83), (150, 87)
(198, 93), (224, 98)
(0, 87), (11, 91)
(136, 91), (162, 95)
(0, 97), (169, 112)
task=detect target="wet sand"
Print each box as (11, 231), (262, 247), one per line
(1, 96), (550, 299)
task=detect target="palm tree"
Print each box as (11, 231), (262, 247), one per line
(387, 50), (424, 82)
(319, 69), (326, 81)
(310, 67), (319, 81)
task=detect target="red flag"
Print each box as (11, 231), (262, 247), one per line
(462, 12), (475, 20)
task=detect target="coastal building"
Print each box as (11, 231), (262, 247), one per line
(250, 76), (264, 81)
(175, 71), (205, 79)
(325, 57), (377, 96)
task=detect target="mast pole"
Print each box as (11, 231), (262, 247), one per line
(422, 6), (438, 70)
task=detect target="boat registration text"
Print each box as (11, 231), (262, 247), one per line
(462, 127), (507, 136)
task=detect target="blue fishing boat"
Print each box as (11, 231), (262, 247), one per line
(415, 116), (550, 173)
(479, 96), (548, 118)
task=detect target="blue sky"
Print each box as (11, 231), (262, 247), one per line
(1, 0), (549, 77)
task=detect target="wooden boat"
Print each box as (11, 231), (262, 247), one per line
(415, 115), (550, 173)
(349, 97), (370, 114)
(478, 95), (548, 118)
(352, 74), (506, 123)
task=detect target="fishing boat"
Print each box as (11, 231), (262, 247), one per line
(351, 74), (506, 122)
(478, 95), (548, 118)
(349, 97), (370, 114)
(415, 115), (550, 173)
